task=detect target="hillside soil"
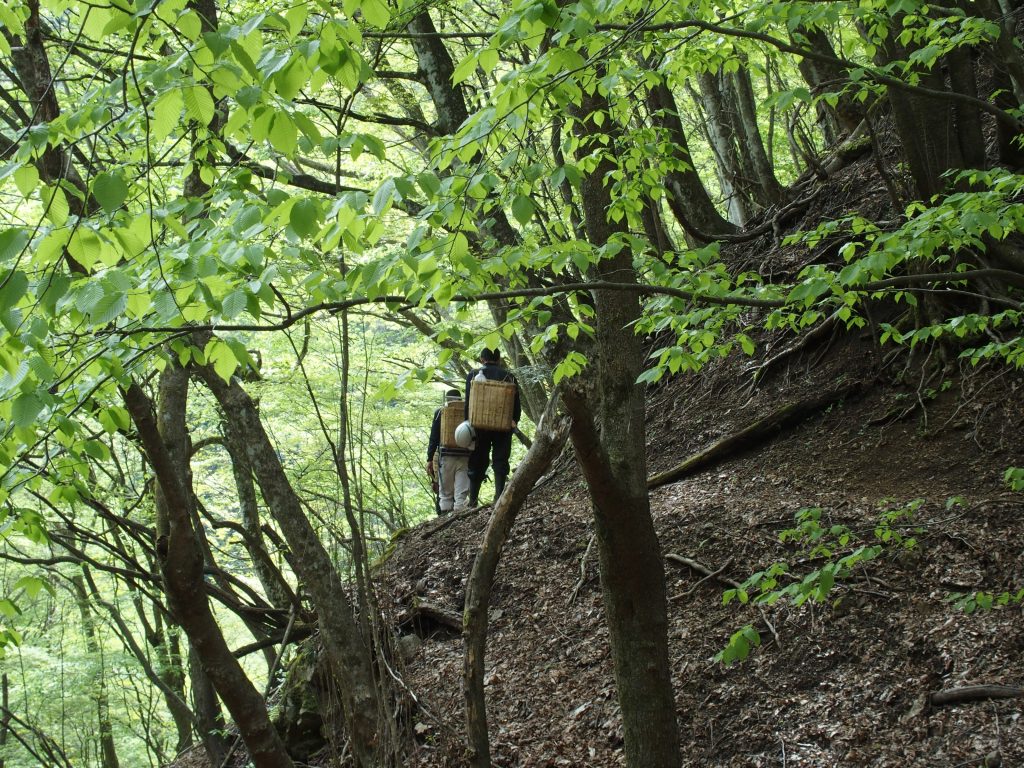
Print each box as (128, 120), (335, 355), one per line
(376, 149), (1024, 766)
(177, 151), (1024, 768)
(381, 334), (1024, 768)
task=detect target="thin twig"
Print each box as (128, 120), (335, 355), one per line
(670, 557), (734, 601)
(568, 534), (596, 604)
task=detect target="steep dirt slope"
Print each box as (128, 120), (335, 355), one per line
(383, 332), (1024, 767)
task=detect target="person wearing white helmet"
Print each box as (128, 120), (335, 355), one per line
(426, 389), (472, 514)
(464, 348), (521, 506)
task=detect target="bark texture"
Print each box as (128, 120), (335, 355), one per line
(566, 88), (682, 768)
(123, 375), (293, 768)
(463, 397), (571, 767)
(198, 370), (388, 768)
(646, 82), (738, 240)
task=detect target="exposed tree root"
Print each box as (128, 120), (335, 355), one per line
(929, 685), (1024, 707)
(401, 602), (463, 635)
(749, 309), (842, 382)
(647, 382), (862, 489)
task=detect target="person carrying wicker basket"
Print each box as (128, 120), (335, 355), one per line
(427, 389), (472, 514)
(464, 348), (521, 506)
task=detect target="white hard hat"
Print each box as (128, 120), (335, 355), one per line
(454, 420), (476, 449)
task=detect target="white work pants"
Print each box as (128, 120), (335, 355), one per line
(439, 453), (470, 513)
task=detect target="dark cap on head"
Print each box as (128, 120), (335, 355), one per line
(479, 347), (501, 363)
(445, 388), (461, 401)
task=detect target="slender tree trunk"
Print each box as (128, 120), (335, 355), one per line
(568, 88), (681, 768)
(407, 8), (556, 423)
(0, 673), (8, 768)
(729, 65), (785, 204)
(197, 370), (389, 768)
(945, 47), (986, 170)
(123, 375), (294, 768)
(869, 21), (965, 198)
(646, 82), (738, 240)
(85, 576), (197, 756)
(975, 0), (1024, 166)
(150, 606), (196, 754)
(695, 71), (754, 225)
(464, 397), (570, 767)
(190, 650), (228, 766)
(791, 26), (866, 138)
(70, 575), (121, 768)
(223, 419), (295, 610)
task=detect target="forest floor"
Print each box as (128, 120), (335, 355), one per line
(186, 152), (1024, 768)
(380, 332), (1024, 768)
(374, 149), (1024, 767)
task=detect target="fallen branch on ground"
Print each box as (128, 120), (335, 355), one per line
(929, 685), (1024, 707)
(647, 382), (862, 489)
(670, 557), (735, 600)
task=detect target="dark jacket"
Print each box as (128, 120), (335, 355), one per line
(465, 362), (521, 424)
(428, 406), (471, 460)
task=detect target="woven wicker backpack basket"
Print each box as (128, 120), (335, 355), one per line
(468, 379), (516, 431)
(440, 401), (464, 448)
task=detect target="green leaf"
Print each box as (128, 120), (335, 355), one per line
(13, 165), (39, 197)
(452, 53), (478, 85)
(290, 198), (322, 238)
(12, 392), (43, 428)
(511, 194), (535, 225)
(221, 289), (246, 319)
(207, 340), (238, 382)
(41, 185), (69, 226)
(0, 229), (29, 264)
(268, 112), (297, 155)
(75, 281), (105, 314)
(14, 576), (52, 599)
(184, 86), (216, 126)
(451, 232), (469, 262)
(177, 10), (202, 41)
(0, 270), (28, 311)
(151, 90), (184, 141)
(90, 290), (127, 324)
(361, 0), (391, 28)
(92, 172), (128, 213)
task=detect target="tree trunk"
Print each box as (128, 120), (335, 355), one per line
(197, 370), (390, 768)
(975, 0), (1024, 166)
(695, 71), (755, 225)
(150, 605), (196, 755)
(189, 648), (228, 766)
(944, 46), (986, 170)
(222, 417), (295, 610)
(464, 397), (571, 767)
(568, 89), (682, 768)
(646, 82), (738, 240)
(70, 575), (121, 768)
(791, 26), (866, 139)
(0, 673), (8, 768)
(123, 375), (294, 768)
(871, 22), (964, 198)
(729, 64), (785, 204)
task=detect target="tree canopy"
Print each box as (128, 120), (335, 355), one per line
(1, 0), (1023, 764)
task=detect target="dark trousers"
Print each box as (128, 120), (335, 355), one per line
(468, 430), (512, 482)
